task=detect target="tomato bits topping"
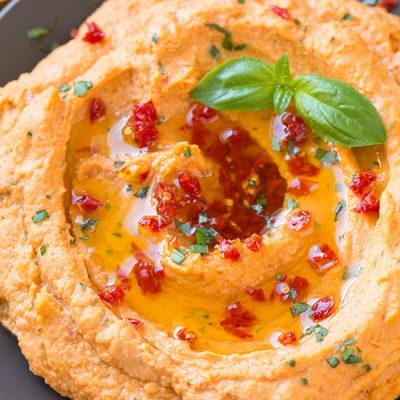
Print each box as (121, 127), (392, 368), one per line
(348, 172), (377, 195)
(178, 171), (201, 198)
(288, 155), (320, 176)
(269, 4), (291, 20)
(287, 210), (312, 232)
(245, 286), (266, 302)
(348, 171), (380, 214)
(90, 98), (106, 123)
(99, 284), (130, 305)
(220, 302), (257, 338)
(354, 192), (380, 214)
(217, 238), (240, 260)
(243, 234), (263, 252)
(130, 100), (159, 148)
(83, 22), (105, 44)
(133, 260), (163, 294)
(174, 327), (197, 344)
(280, 112), (307, 143)
(74, 193), (103, 213)
(278, 331), (297, 346)
(309, 297), (334, 322)
(309, 244), (338, 273)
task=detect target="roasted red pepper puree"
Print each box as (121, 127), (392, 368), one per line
(67, 100), (364, 354)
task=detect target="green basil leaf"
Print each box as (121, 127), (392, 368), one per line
(190, 58), (276, 111)
(273, 54), (292, 86)
(274, 86), (293, 115)
(294, 75), (386, 147)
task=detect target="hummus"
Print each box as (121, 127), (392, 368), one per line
(1, 0), (400, 399)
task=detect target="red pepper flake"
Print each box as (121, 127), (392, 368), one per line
(138, 215), (171, 232)
(127, 318), (144, 328)
(288, 155), (320, 176)
(378, 0), (398, 10)
(245, 286), (266, 302)
(220, 302), (257, 338)
(217, 238), (240, 260)
(99, 284), (130, 305)
(287, 209), (312, 232)
(83, 22), (105, 44)
(269, 4), (291, 20)
(174, 327), (197, 344)
(90, 98), (106, 123)
(278, 331), (298, 346)
(243, 234), (263, 252)
(281, 112), (307, 143)
(348, 172), (377, 195)
(309, 297), (334, 322)
(288, 178), (318, 195)
(75, 193), (103, 213)
(309, 244), (339, 273)
(354, 192), (380, 214)
(131, 100), (159, 148)
(178, 171), (202, 198)
(133, 260), (163, 294)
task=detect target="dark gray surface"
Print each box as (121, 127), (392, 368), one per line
(1, 1), (400, 400)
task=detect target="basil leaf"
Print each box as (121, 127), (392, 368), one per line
(273, 54), (292, 85)
(274, 86), (293, 115)
(190, 58), (276, 111)
(294, 75), (386, 147)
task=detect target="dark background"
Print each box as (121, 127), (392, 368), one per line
(0, 0), (399, 399)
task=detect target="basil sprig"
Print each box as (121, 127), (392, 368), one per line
(190, 54), (386, 147)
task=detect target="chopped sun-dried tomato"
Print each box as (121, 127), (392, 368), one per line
(154, 182), (178, 219)
(178, 171), (202, 198)
(348, 172), (377, 195)
(278, 331), (297, 346)
(174, 327), (197, 344)
(138, 216), (171, 232)
(133, 260), (163, 294)
(310, 297), (334, 322)
(275, 275), (309, 302)
(82, 22), (106, 44)
(288, 155), (320, 176)
(131, 100), (159, 148)
(281, 112), (308, 143)
(217, 238), (240, 260)
(309, 244), (339, 273)
(186, 104), (218, 128)
(243, 234), (263, 252)
(220, 127), (251, 151)
(90, 98), (106, 123)
(220, 302), (257, 338)
(99, 284), (130, 305)
(269, 4), (291, 20)
(126, 318), (144, 328)
(354, 192), (380, 214)
(288, 178), (318, 195)
(378, 0), (398, 10)
(245, 286), (266, 302)
(75, 193), (103, 213)
(287, 209), (312, 232)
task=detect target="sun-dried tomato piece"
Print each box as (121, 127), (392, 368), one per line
(127, 318), (144, 328)
(348, 172), (377, 195)
(287, 209), (312, 232)
(290, 276), (309, 299)
(99, 284), (130, 305)
(281, 112), (308, 143)
(243, 234), (263, 252)
(220, 127), (251, 151)
(75, 193), (103, 213)
(288, 178), (318, 195)
(220, 302), (257, 338)
(133, 260), (163, 294)
(354, 192), (380, 214)
(379, 0), (397, 10)
(138, 216), (171, 232)
(309, 244), (339, 273)
(89, 98), (106, 123)
(217, 238), (240, 260)
(245, 286), (266, 302)
(174, 327), (197, 344)
(83, 22), (105, 44)
(154, 182), (178, 219)
(269, 4), (291, 20)
(187, 104), (217, 127)
(178, 171), (202, 198)
(309, 297), (334, 322)
(278, 331), (298, 346)
(131, 100), (159, 148)
(288, 155), (320, 176)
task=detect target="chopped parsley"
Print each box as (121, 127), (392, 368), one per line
(114, 160), (126, 169)
(271, 136), (281, 152)
(286, 359), (296, 367)
(172, 248), (187, 264)
(206, 23), (247, 51)
(363, 364), (372, 372)
(59, 84), (70, 92)
(189, 244), (209, 254)
(326, 356), (340, 368)
(342, 347), (363, 364)
(112, 232), (122, 238)
(73, 81), (93, 97)
(251, 203), (264, 214)
(299, 377), (308, 385)
(175, 219), (192, 235)
(198, 213), (208, 224)
(151, 33), (159, 44)
(290, 302), (310, 317)
(27, 131), (33, 137)
(195, 226), (218, 245)
(314, 148), (339, 165)
(238, 0), (246, 3)
(208, 44), (221, 61)
(80, 218), (98, 233)
(293, 18), (301, 26)
(334, 199), (346, 221)
(39, 245), (47, 256)
(255, 192), (268, 207)
(183, 147), (192, 158)
(287, 198), (298, 209)
(287, 139), (297, 156)
(32, 209), (49, 223)
(302, 324), (329, 343)
(125, 184), (133, 192)
(247, 179), (257, 188)
(135, 186), (150, 198)
(342, 13), (356, 20)
(26, 20), (57, 39)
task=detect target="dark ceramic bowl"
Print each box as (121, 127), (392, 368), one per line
(0, 1), (399, 399)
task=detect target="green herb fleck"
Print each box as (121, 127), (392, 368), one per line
(271, 136), (281, 152)
(342, 13), (356, 20)
(114, 160), (125, 169)
(112, 232), (122, 238)
(293, 18), (301, 26)
(238, 0), (245, 3)
(32, 210), (49, 223)
(209, 44), (221, 61)
(73, 81), (93, 97)
(156, 116), (165, 125)
(175, 219), (192, 235)
(314, 148), (340, 165)
(342, 347), (363, 364)
(59, 84), (70, 93)
(299, 377), (308, 385)
(303, 324), (329, 343)
(151, 33), (159, 44)
(206, 23), (247, 51)
(334, 199), (346, 221)
(251, 204), (264, 214)
(198, 213), (208, 224)
(80, 218), (98, 233)
(39, 244), (47, 256)
(26, 20), (57, 39)
(247, 179), (257, 188)
(183, 147), (192, 158)
(287, 198), (298, 209)
(290, 302), (310, 317)
(135, 186), (150, 198)
(189, 244), (209, 254)
(27, 131), (33, 137)
(286, 359), (296, 367)
(363, 364), (372, 372)
(126, 184), (133, 192)
(172, 248), (187, 264)
(327, 357), (340, 368)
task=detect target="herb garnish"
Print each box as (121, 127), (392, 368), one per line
(209, 44), (221, 61)
(189, 244), (209, 254)
(302, 324), (329, 343)
(299, 377), (308, 385)
(39, 245), (47, 256)
(287, 198), (298, 209)
(32, 210), (49, 223)
(73, 81), (93, 97)
(290, 302), (310, 317)
(342, 13), (356, 20)
(314, 148), (339, 165)
(80, 218), (98, 233)
(326, 356), (340, 368)
(334, 199), (346, 221)
(114, 160), (126, 169)
(286, 359), (296, 367)
(135, 186), (150, 198)
(172, 248), (187, 264)
(190, 54), (387, 147)
(59, 84), (70, 93)
(183, 147), (192, 158)
(206, 23), (247, 51)
(175, 219), (192, 235)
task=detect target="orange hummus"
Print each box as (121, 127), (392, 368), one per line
(1, 0), (400, 399)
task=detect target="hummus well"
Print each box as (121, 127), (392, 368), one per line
(1, 1), (400, 399)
